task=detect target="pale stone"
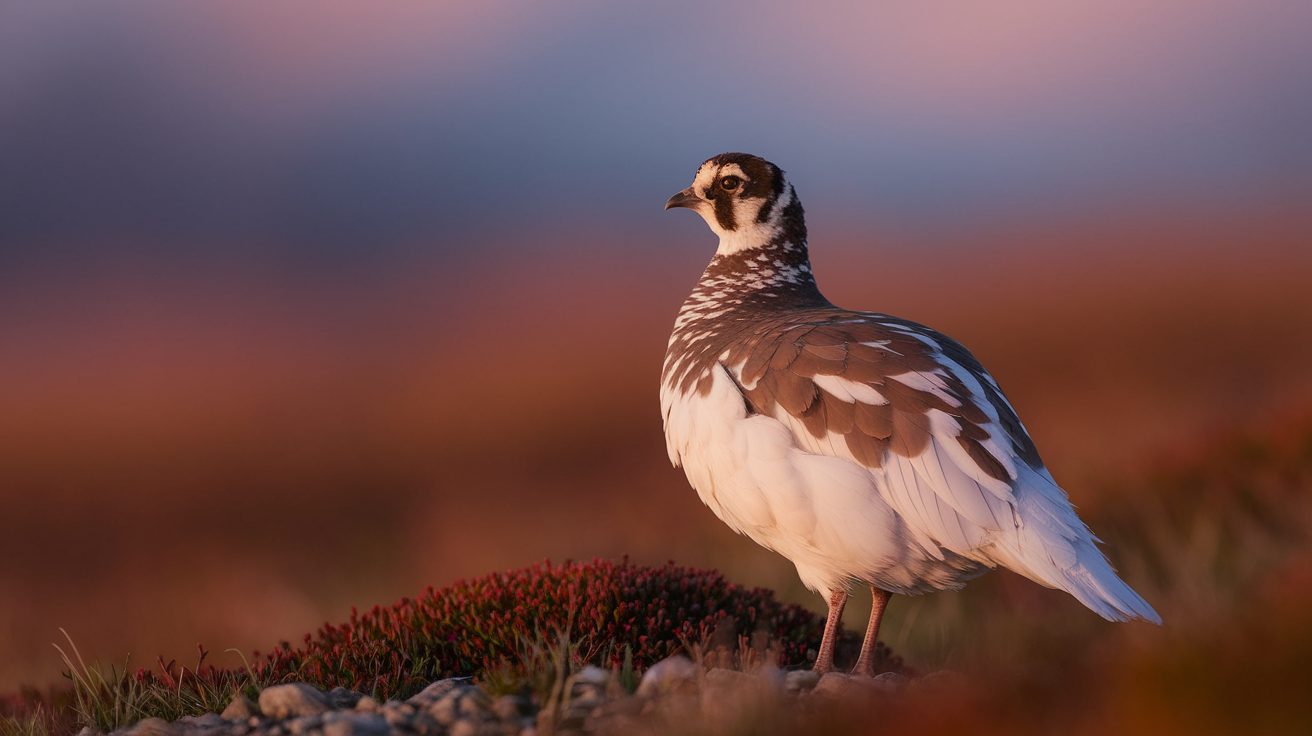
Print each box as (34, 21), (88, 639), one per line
(221, 694), (258, 721)
(406, 678), (471, 707)
(570, 665), (610, 686)
(258, 683), (331, 719)
(353, 696), (380, 713)
(636, 655), (698, 697)
(783, 669), (821, 693)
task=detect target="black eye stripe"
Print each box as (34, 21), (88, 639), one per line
(755, 163), (784, 223)
(695, 154), (789, 231)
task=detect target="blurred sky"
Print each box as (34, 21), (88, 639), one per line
(3, 0), (1310, 276)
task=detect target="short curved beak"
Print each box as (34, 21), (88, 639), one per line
(664, 187), (700, 211)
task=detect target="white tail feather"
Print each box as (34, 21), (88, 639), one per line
(990, 466), (1161, 624)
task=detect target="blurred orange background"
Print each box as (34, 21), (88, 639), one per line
(2, 3), (1311, 722)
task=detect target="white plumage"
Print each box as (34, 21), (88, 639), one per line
(661, 152), (1158, 674)
(662, 364), (978, 596)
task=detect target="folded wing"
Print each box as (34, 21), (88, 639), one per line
(722, 311), (1160, 623)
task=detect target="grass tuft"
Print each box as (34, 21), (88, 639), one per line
(50, 630), (258, 733)
(0, 710), (51, 736)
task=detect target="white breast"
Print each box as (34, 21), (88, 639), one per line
(660, 364), (976, 596)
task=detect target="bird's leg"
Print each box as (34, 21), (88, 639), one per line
(852, 587), (892, 677)
(813, 589), (849, 674)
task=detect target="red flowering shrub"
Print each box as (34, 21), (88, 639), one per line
(248, 559), (895, 698)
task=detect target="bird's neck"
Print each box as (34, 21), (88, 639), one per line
(712, 187), (809, 258)
(697, 191), (821, 300)
(685, 236), (828, 317)
(665, 233), (826, 396)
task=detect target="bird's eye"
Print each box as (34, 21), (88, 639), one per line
(719, 176), (742, 191)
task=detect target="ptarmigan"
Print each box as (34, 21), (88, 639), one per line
(661, 152), (1160, 675)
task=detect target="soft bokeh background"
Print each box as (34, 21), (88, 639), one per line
(3, 1), (1312, 728)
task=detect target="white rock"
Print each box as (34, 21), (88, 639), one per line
(258, 683), (331, 719)
(636, 655), (698, 697)
(783, 669), (821, 693)
(571, 666), (610, 686)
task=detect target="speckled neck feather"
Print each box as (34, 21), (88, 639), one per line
(664, 193), (825, 392)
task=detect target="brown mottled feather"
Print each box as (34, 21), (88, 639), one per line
(790, 349), (844, 377)
(961, 436), (1010, 482)
(665, 292), (1043, 486)
(799, 400), (828, 439)
(771, 370), (820, 415)
(739, 338), (775, 384)
(890, 409), (932, 457)
(803, 342), (847, 361)
(845, 431), (888, 467)
(846, 341), (893, 364)
(824, 394), (856, 434)
(843, 358), (892, 384)
(769, 338), (803, 371)
(853, 401), (894, 440)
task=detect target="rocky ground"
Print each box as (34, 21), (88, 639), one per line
(91, 657), (926, 736)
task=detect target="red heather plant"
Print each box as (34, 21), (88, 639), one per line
(20, 560), (899, 732)
(247, 559), (898, 698)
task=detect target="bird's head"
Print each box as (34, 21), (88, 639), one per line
(665, 152), (805, 255)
